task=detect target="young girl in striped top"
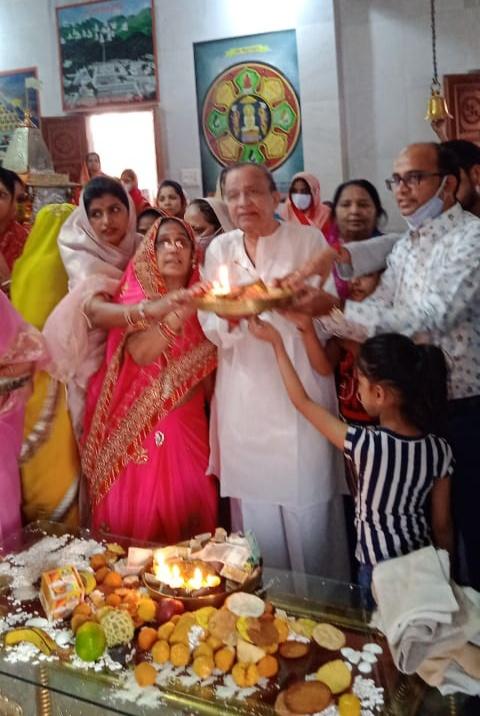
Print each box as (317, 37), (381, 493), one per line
(249, 323), (454, 595)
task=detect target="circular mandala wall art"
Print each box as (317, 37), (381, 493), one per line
(201, 62), (301, 170)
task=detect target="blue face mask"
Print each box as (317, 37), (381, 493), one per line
(405, 177), (447, 231)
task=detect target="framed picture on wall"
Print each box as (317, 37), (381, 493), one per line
(0, 66), (41, 165)
(194, 30), (304, 195)
(56, 0), (158, 111)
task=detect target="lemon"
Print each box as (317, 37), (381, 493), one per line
(75, 621), (107, 662)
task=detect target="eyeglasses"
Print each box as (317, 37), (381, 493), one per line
(156, 238), (191, 251)
(385, 172), (445, 191)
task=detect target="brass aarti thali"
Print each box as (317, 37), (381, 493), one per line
(195, 282), (293, 317)
(142, 564), (263, 611)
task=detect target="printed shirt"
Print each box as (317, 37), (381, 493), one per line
(344, 425), (454, 566)
(339, 204), (480, 400)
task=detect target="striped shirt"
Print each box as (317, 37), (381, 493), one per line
(344, 425), (454, 566)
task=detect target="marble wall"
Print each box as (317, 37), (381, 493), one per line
(0, 0), (343, 201)
(335, 0), (480, 229)
(1, 0), (479, 227)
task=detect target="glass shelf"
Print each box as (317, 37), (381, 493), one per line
(0, 522), (476, 715)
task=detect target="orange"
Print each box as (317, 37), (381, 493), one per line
(138, 627), (158, 652)
(137, 598), (157, 622)
(73, 602), (91, 617)
(103, 571), (122, 588)
(257, 654), (279, 678)
(134, 662), (157, 687)
(338, 693), (361, 716)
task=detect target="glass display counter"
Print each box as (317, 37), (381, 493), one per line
(0, 522), (475, 716)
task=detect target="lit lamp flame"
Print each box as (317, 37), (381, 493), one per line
(153, 551), (221, 592)
(212, 264), (230, 296)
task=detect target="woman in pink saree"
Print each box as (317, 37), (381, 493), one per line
(0, 292), (46, 541)
(82, 217), (218, 542)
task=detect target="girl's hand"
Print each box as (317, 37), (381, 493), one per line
(278, 309), (313, 331)
(248, 316), (281, 345)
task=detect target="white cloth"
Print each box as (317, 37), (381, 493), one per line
(200, 222), (346, 508)
(234, 498), (350, 580)
(340, 204), (480, 400)
(203, 198), (234, 233)
(373, 547), (459, 647)
(58, 189), (141, 289)
(45, 189), (142, 436)
(372, 547), (480, 679)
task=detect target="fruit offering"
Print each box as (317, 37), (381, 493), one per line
(99, 608), (135, 647)
(75, 621), (107, 662)
(0, 533), (387, 716)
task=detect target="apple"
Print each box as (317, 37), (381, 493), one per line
(155, 598), (185, 625)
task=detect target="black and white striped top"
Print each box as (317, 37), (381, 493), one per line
(344, 425), (454, 566)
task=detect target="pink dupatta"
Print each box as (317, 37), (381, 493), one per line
(81, 218), (217, 508)
(0, 293), (47, 540)
(281, 172), (331, 232)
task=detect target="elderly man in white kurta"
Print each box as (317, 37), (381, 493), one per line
(200, 164), (349, 579)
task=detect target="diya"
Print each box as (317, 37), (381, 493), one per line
(195, 265), (292, 317)
(142, 543), (262, 610)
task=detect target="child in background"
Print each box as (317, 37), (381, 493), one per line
(249, 322), (454, 599)
(336, 271), (382, 426)
(281, 270), (382, 426)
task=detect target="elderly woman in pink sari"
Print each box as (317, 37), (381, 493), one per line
(0, 292), (47, 541)
(81, 217), (218, 542)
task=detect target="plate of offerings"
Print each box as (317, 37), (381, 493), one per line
(195, 270), (293, 317)
(0, 522), (427, 715)
(142, 529), (263, 610)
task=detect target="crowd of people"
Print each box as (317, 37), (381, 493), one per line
(1, 130), (480, 604)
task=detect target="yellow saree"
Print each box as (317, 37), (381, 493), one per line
(10, 204), (79, 527)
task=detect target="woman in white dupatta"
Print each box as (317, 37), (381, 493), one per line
(44, 177), (189, 437)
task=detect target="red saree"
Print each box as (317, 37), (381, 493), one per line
(82, 219), (218, 542)
(0, 221), (28, 270)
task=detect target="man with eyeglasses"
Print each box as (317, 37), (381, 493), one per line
(300, 139), (480, 287)
(312, 142), (480, 590)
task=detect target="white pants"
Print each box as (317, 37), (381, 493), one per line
(231, 497), (350, 582)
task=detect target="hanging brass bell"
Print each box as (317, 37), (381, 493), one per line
(425, 88), (453, 121)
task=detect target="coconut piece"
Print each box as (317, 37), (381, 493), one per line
(236, 638), (266, 664)
(225, 592), (265, 618)
(312, 623), (346, 650)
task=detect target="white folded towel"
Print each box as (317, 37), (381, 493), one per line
(372, 547), (458, 647)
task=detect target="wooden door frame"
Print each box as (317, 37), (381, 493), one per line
(444, 72), (480, 143)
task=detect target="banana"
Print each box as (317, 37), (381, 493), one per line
(78, 570), (96, 595)
(2, 627), (71, 660)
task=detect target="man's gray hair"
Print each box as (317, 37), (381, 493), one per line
(220, 163), (277, 195)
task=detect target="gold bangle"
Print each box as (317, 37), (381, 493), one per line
(124, 304), (148, 331)
(157, 322), (177, 343)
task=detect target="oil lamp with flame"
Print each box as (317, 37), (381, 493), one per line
(153, 551), (221, 596)
(211, 264), (231, 297)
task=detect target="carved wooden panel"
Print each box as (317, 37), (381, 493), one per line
(444, 73), (480, 144)
(41, 115), (88, 183)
